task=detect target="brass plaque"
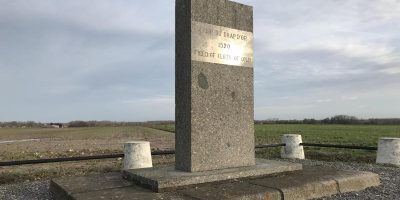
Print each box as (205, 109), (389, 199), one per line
(191, 21), (253, 68)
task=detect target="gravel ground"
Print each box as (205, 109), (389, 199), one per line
(0, 160), (398, 200)
(0, 181), (51, 200)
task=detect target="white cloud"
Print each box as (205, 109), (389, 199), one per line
(341, 96), (359, 101)
(380, 67), (400, 74)
(317, 99), (332, 103)
(122, 95), (174, 105)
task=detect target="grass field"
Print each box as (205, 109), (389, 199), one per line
(1, 124), (399, 184)
(148, 124), (400, 163)
(255, 124), (400, 163)
(147, 123), (400, 144)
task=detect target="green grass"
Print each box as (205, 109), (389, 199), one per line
(255, 124), (400, 163)
(148, 124), (400, 163)
(146, 123), (400, 145)
(255, 124), (400, 145)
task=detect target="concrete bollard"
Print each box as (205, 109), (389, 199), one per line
(376, 138), (400, 166)
(123, 141), (153, 170)
(281, 134), (305, 159)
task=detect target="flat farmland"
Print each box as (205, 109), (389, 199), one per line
(1, 124), (399, 184)
(0, 126), (175, 161)
(0, 126), (175, 183)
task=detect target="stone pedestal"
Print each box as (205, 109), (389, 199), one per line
(123, 159), (302, 192)
(123, 141), (152, 170)
(376, 137), (400, 166)
(281, 134), (305, 159)
(52, 166), (380, 200)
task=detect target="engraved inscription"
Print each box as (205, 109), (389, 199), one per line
(191, 21), (253, 68)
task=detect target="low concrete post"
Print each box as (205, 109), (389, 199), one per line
(123, 141), (153, 170)
(376, 138), (400, 166)
(281, 134), (305, 159)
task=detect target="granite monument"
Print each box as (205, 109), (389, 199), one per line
(175, 0), (255, 172)
(123, 0), (302, 192)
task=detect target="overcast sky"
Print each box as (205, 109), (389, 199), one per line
(0, 0), (399, 122)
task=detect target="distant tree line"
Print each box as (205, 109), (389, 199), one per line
(0, 120), (175, 128)
(255, 115), (400, 125)
(0, 121), (46, 128)
(2, 116), (400, 128)
(67, 120), (174, 127)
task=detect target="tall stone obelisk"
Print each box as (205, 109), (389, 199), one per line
(123, 0), (302, 192)
(175, 0), (255, 172)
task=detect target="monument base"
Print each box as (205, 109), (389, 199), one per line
(51, 165), (380, 200)
(122, 159), (302, 192)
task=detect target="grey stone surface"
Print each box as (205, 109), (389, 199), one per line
(191, 0), (253, 32)
(50, 172), (192, 200)
(179, 181), (281, 200)
(123, 141), (153, 170)
(281, 134), (305, 159)
(248, 166), (380, 200)
(334, 171), (380, 193)
(376, 137), (400, 166)
(51, 166), (380, 200)
(71, 187), (192, 200)
(176, 0), (255, 172)
(50, 173), (133, 200)
(50, 173), (131, 192)
(123, 159), (302, 192)
(175, 0), (192, 172)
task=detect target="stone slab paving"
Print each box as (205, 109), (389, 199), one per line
(178, 181), (281, 200)
(50, 166), (380, 200)
(123, 159), (302, 192)
(247, 166), (379, 200)
(71, 187), (191, 200)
